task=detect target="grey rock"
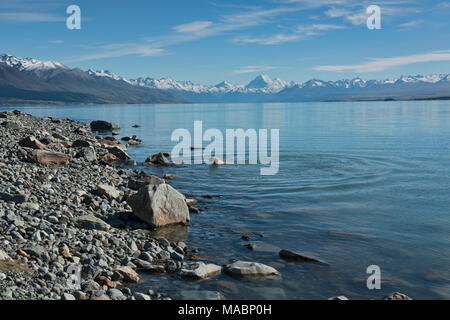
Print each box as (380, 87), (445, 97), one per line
(0, 249), (11, 261)
(224, 261), (280, 279)
(74, 215), (111, 231)
(127, 184), (190, 228)
(108, 146), (130, 160)
(90, 120), (120, 131)
(97, 184), (120, 199)
(179, 262), (222, 280)
(134, 292), (151, 300)
(0, 192), (28, 204)
(61, 293), (76, 300)
(108, 288), (126, 300)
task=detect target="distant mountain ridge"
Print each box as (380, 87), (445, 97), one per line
(86, 63), (450, 101)
(0, 54), (184, 104)
(1, 53), (449, 104)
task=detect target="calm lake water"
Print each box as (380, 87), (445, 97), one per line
(4, 101), (450, 300)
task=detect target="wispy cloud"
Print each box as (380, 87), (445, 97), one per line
(325, 2), (422, 25)
(233, 24), (345, 45)
(398, 19), (423, 30)
(0, 0), (65, 22)
(65, 43), (168, 63)
(314, 50), (450, 72)
(233, 65), (279, 74)
(173, 21), (213, 33)
(0, 12), (64, 22)
(73, 6), (306, 62)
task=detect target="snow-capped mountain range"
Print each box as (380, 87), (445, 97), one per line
(86, 65), (450, 94)
(1, 53), (450, 104)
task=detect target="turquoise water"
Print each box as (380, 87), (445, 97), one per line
(4, 101), (450, 300)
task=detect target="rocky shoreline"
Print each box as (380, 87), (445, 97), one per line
(0, 110), (197, 300)
(0, 110), (413, 301)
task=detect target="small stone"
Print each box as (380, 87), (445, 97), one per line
(108, 288), (126, 300)
(61, 293), (76, 300)
(95, 275), (115, 288)
(74, 215), (111, 231)
(134, 292), (151, 300)
(113, 266), (140, 283)
(0, 249), (11, 261)
(97, 184), (120, 199)
(20, 202), (40, 211)
(72, 140), (91, 148)
(27, 150), (70, 165)
(19, 136), (46, 149)
(60, 247), (72, 259)
(0, 192), (28, 204)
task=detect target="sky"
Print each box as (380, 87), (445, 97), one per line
(1, 0), (450, 85)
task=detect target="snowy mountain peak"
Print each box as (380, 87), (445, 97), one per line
(0, 53), (68, 72)
(86, 69), (129, 83)
(247, 74), (273, 89)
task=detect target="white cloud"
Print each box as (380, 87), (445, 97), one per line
(233, 65), (279, 74)
(66, 43), (168, 62)
(173, 21), (213, 33)
(232, 24), (345, 45)
(398, 19), (423, 30)
(0, 12), (64, 22)
(314, 50), (450, 72)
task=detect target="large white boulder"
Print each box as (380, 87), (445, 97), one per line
(127, 183), (190, 228)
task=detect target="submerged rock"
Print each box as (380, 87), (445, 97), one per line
(279, 250), (328, 265)
(144, 152), (172, 166)
(127, 184), (190, 228)
(224, 261), (280, 279)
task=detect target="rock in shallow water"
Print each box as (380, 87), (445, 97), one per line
(90, 120), (120, 131)
(179, 262), (222, 280)
(127, 184), (190, 228)
(279, 249), (328, 265)
(224, 261), (280, 279)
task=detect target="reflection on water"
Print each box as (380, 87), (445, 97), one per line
(5, 100), (450, 299)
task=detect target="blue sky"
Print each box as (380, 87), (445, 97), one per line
(1, 0), (450, 85)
